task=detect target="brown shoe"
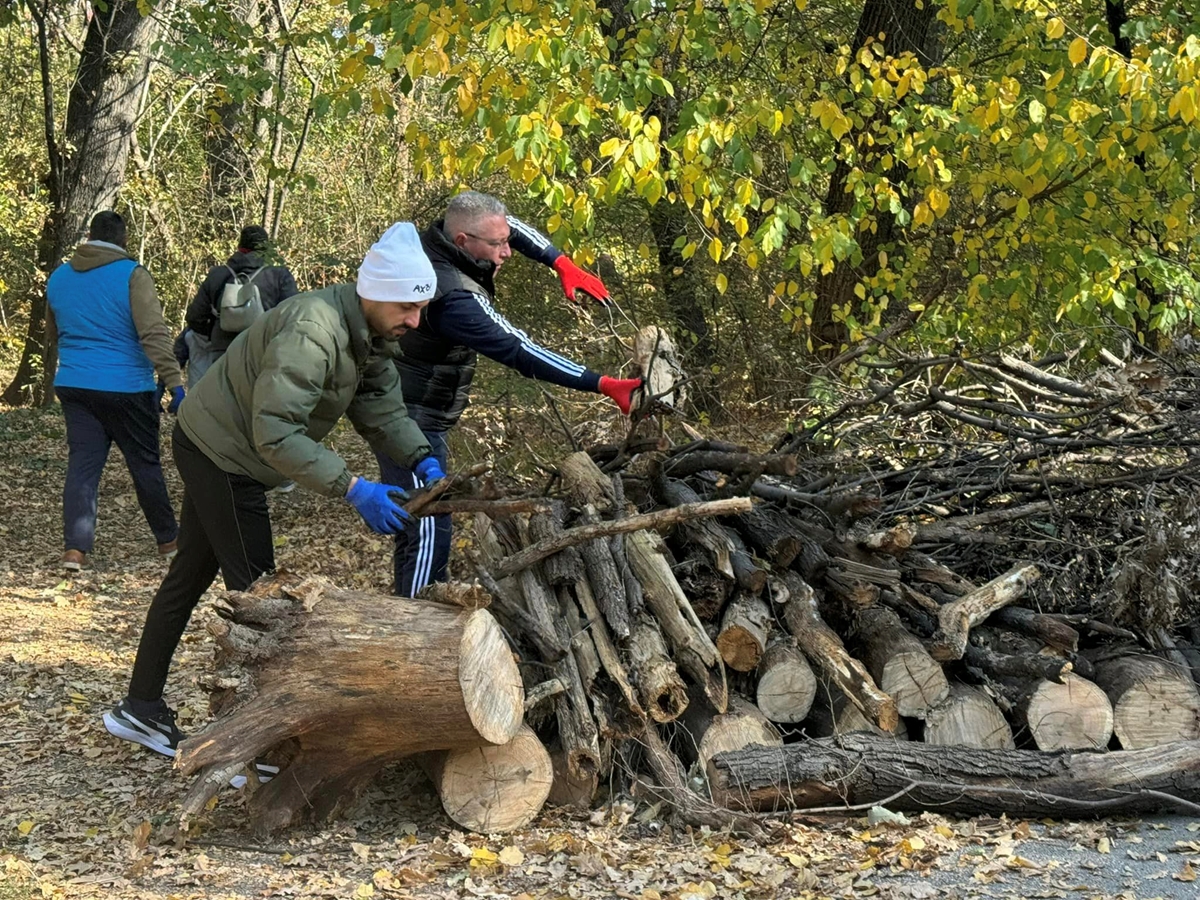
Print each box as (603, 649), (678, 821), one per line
(62, 550), (87, 572)
(158, 540), (178, 561)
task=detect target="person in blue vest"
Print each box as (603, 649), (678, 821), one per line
(46, 211), (186, 572)
(379, 191), (643, 595)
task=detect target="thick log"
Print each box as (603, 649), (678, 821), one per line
(560, 587), (601, 691)
(422, 724), (552, 833)
(854, 607), (948, 718)
(626, 615), (689, 723)
(527, 504), (584, 587)
(963, 643), (1073, 683)
(575, 504), (631, 640)
(780, 572), (898, 732)
(858, 524), (916, 556)
(733, 504), (804, 568)
(990, 606), (1080, 654)
(177, 574), (524, 832)
(899, 551), (975, 597)
(635, 324), (686, 409)
(674, 544), (733, 621)
(1020, 674), (1114, 751)
(658, 479), (736, 579)
(928, 564), (1041, 661)
(1092, 655), (1200, 749)
(755, 636), (816, 724)
(558, 451), (615, 510)
(573, 578), (646, 720)
(491, 497), (753, 579)
(726, 529), (767, 595)
(824, 568), (881, 611)
(676, 689), (781, 770)
(547, 746), (598, 810)
(625, 529), (727, 712)
(803, 681), (910, 739)
(716, 593), (772, 672)
(708, 733), (1200, 816)
(923, 683), (1016, 749)
(664, 450), (798, 479)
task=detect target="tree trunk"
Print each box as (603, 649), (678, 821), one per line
(1092, 655), (1200, 749)
(626, 614), (689, 723)
(709, 733), (1200, 815)
(853, 606), (948, 717)
(421, 724), (552, 833)
(755, 636), (816, 724)
(809, 0), (940, 356)
(5, 0), (158, 405)
(176, 574), (525, 832)
(923, 682), (1015, 749)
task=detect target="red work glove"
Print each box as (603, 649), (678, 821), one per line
(552, 255), (610, 305)
(598, 376), (644, 415)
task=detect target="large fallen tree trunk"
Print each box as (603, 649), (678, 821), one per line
(709, 733), (1200, 816)
(177, 573), (525, 832)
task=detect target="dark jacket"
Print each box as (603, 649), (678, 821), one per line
(178, 283), (431, 496)
(395, 220), (599, 432)
(185, 250), (298, 351)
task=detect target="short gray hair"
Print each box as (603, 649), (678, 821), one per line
(444, 191), (507, 236)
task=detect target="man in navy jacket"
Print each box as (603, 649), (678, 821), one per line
(380, 191), (642, 595)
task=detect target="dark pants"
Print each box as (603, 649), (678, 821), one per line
(56, 386), (177, 554)
(375, 430), (451, 596)
(127, 425), (274, 702)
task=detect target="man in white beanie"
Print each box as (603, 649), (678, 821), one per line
(103, 222), (446, 759)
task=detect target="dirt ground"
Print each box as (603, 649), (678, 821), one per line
(3, 404), (1200, 900)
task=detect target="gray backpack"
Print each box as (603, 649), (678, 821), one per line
(218, 266), (265, 333)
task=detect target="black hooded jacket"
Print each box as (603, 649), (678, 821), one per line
(185, 250), (299, 352)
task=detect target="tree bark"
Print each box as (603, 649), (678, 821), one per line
(781, 572), (898, 732)
(5, 0), (159, 405)
(709, 733), (1200, 815)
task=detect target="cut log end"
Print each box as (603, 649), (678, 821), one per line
(1024, 674), (1114, 751)
(428, 725), (553, 833)
(924, 683), (1015, 750)
(459, 610), (525, 745)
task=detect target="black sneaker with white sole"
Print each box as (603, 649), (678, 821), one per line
(103, 698), (185, 757)
(229, 761), (281, 789)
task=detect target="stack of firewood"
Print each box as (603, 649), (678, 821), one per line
(177, 335), (1200, 833)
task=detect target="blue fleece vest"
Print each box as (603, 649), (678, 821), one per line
(48, 257), (156, 393)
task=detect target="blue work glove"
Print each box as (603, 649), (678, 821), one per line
(414, 455), (447, 485)
(345, 477), (411, 535)
(167, 386), (186, 415)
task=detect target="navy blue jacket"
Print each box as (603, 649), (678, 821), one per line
(395, 217), (600, 432)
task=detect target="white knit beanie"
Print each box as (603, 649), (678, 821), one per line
(357, 222), (437, 303)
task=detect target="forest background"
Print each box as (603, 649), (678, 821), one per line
(0, 0), (1197, 436)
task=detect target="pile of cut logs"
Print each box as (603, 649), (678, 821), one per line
(176, 336), (1200, 833)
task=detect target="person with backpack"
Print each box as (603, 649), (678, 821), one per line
(46, 211), (185, 572)
(379, 191), (643, 596)
(184, 225), (298, 382)
(103, 221), (444, 758)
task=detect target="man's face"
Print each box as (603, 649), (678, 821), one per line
(360, 297), (431, 340)
(453, 214), (512, 270)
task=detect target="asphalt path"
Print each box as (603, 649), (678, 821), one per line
(874, 815), (1200, 899)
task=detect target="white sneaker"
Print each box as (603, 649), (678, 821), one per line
(272, 480), (296, 494)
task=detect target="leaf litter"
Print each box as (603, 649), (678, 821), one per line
(0, 405), (1196, 899)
